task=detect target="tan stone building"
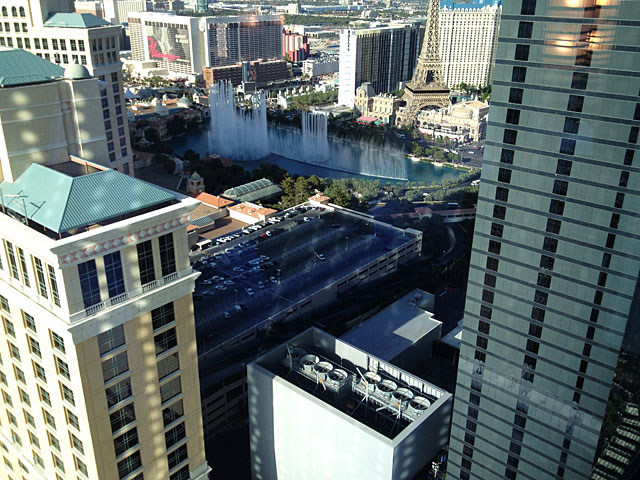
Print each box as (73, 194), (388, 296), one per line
(0, 0), (134, 174)
(353, 83), (402, 125)
(0, 53), (209, 479)
(0, 50), (110, 183)
(0, 154), (210, 480)
(397, 100), (489, 142)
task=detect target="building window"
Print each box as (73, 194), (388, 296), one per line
(619, 171), (629, 188)
(51, 330), (65, 354)
(28, 336), (41, 358)
(0, 295), (9, 312)
(493, 205), (506, 220)
(560, 138), (576, 155)
(32, 257), (48, 299)
(158, 352), (180, 380)
(160, 376), (182, 404)
(16, 247), (30, 287)
(4, 240), (20, 280)
(33, 362), (47, 383)
(162, 399), (184, 427)
(60, 382), (75, 405)
(47, 265), (61, 306)
(152, 303), (175, 331)
(52, 39), (58, 50)
(137, 241), (155, 285)
(567, 95), (584, 112)
(546, 219), (561, 234)
(498, 168), (512, 184)
(104, 251), (126, 299)
(155, 328), (177, 356)
(114, 427), (139, 457)
(37, 386), (50, 406)
(8, 342), (20, 361)
(78, 260), (101, 309)
(549, 200), (565, 215)
(556, 159), (572, 176)
(518, 21), (533, 38)
(78, 39), (85, 51)
(534, 290), (548, 305)
(43, 409), (56, 429)
(540, 255), (555, 271)
(563, 117), (580, 134)
(98, 324), (125, 355)
(110, 403), (136, 433)
(3, 317), (14, 337)
(117, 450), (142, 479)
(553, 180), (568, 196)
(106, 378), (133, 408)
(159, 233), (176, 277)
(521, 0), (536, 15)
(165, 422), (186, 449)
(496, 187), (509, 202)
(512, 66), (526, 83)
(74, 456), (88, 476)
(102, 351), (129, 382)
(506, 109), (520, 125)
(514, 44), (530, 61)
(610, 213), (620, 229)
(70, 39), (77, 51)
(509, 88), (523, 105)
(168, 444), (188, 470)
(55, 356), (70, 379)
(503, 129), (518, 145)
(490, 223), (503, 238)
(480, 305), (493, 319)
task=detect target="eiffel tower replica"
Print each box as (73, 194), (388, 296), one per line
(400, 0), (450, 126)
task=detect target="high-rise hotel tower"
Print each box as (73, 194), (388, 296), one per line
(448, 0), (639, 479)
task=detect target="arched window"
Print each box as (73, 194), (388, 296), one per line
(2, 7), (8, 17)
(19, 7), (25, 17)
(11, 6), (17, 17)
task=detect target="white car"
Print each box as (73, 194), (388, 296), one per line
(215, 285), (227, 291)
(246, 287), (255, 296)
(270, 276), (278, 284)
(257, 281), (265, 289)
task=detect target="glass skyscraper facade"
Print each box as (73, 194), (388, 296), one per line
(447, 0), (639, 479)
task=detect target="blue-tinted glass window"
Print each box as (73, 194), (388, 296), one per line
(78, 260), (101, 308)
(104, 251), (125, 298)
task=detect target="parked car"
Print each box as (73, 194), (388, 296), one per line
(246, 287), (255, 296)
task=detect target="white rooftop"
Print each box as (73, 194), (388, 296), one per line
(340, 289), (441, 362)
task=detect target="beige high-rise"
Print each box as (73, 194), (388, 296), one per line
(0, 51), (210, 480)
(0, 0), (133, 174)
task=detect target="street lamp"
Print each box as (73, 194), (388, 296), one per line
(345, 235), (349, 252)
(234, 288), (238, 307)
(277, 268), (281, 285)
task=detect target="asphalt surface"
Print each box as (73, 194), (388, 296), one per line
(192, 207), (415, 354)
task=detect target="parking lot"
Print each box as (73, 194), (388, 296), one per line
(192, 206), (413, 352)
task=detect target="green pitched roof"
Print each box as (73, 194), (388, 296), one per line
(44, 13), (111, 28)
(0, 49), (64, 87)
(0, 164), (176, 233)
(223, 178), (282, 202)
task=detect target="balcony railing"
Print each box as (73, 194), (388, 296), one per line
(72, 269), (194, 323)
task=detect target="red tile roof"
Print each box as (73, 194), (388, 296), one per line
(192, 192), (235, 208)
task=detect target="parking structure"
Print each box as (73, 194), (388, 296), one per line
(190, 203), (422, 353)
